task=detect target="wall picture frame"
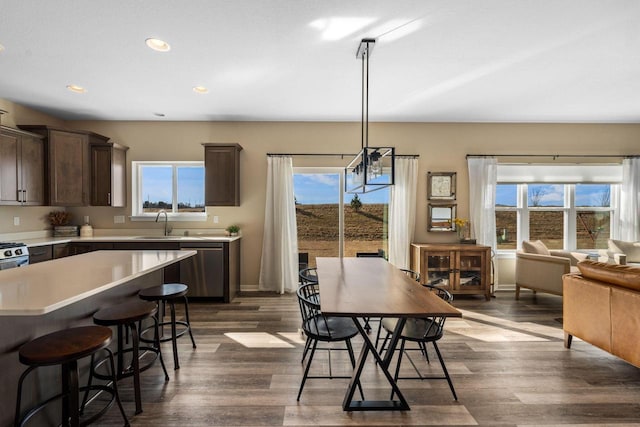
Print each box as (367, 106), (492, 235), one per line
(427, 172), (456, 200)
(428, 203), (456, 232)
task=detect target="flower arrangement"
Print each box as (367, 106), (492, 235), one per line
(48, 210), (72, 226)
(452, 218), (470, 241)
(452, 218), (468, 229)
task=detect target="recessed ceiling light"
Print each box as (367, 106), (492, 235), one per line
(193, 86), (209, 94)
(0, 43), (5, 52)
(153, 112), (166, 117)
(66, 84), (86, 94)
(145, 38), (170, 52)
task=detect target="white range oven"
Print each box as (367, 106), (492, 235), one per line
(0, 242), (29, 270)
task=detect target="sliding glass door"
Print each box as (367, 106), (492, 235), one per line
(294, 167), (389, 267)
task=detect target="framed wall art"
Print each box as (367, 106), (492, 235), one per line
(427, 172), (456, 200)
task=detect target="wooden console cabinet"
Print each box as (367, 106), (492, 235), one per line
(411, 243), (492, 300)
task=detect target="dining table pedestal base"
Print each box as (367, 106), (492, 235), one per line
(342, 317), (410, 411)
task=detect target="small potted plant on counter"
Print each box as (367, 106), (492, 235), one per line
(48, 211), (78, 236)
(225, 224), (240, 236)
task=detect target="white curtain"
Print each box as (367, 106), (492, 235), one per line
(467, 157), (498, 250)
(258, 156), (298, 293)
(388, 157), (418, 269)
(612, 158), (640, 241)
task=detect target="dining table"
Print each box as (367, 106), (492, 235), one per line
(316, 256), (462, 411)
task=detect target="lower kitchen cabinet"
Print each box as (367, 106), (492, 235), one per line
(29, 243), (70, 264)
(410, 243), (492, 300)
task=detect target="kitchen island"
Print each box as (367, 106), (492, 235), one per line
(0, 249), (195, 426)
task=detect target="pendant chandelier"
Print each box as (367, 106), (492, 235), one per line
(345, 38), (395, 194)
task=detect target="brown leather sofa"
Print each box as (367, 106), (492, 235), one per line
(563, 260), (640, 368)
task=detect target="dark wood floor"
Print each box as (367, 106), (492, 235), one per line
(96, 290), (640, 426)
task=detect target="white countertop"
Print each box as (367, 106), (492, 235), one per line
(0, 250), (196, 316)
(17, 234), (241, 247)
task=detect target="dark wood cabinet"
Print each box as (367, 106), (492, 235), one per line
(90, 141), (128, 206)
(0, 126), (45, 205)
(53, 243), (70, 259)
(18, 125), (110, 206)
(28, 245), (53, 264)
(203, 143), (242, 206)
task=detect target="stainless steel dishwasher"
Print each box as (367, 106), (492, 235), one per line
(180, 243), (225, 297)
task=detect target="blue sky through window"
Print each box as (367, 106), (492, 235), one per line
(496, 183), (611, 207)
(142, 165), (205, 207)
(293, 173), (389, 204)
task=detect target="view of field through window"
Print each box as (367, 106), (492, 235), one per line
(294, 173), (389, 267)
(496, 183), (611, 250)
(140, 165), (205, 213)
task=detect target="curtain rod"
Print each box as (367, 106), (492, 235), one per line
(467, 154), (639, 159)
(267, 153), (419, 158)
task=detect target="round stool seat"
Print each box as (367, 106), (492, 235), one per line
(19, 326), (112, 366)
(139, 283), (188, 300)
(93, 300), (158, 326)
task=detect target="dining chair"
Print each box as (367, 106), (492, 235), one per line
(374, 268), (421, 351)
(379, 284), (458, 400)
(299, 267), (318, 286)
(296, 282), (364, 401)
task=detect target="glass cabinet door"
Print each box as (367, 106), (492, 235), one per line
(426, 251), (453, 288)
(457, 251), (485, 291)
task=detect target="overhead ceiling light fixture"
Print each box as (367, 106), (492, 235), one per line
(66, 84), (86, 94)
(193, 86), (209, 94)
(345, 38), (395, 194)
(145, 38), (171, 52)
(0, 43), (5, 52)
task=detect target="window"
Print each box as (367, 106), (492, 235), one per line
(131, 161), (206, 220)
(293, 168), (389, 267)
(495, 177), (615, 251)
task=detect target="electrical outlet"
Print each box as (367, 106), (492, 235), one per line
(213, 215), (219, 224)
(114, 215), (125, 224)
(13, 216), (20, 226)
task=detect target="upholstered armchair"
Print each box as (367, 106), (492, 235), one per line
(598, 239), (640, 266)
(515, 240), (586, 299)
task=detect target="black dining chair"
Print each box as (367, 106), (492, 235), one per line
(296, 282), (364, 401)
(374, 268), (421, 351)
(299, 267), (318, 286)
(378, 284), (458, 400)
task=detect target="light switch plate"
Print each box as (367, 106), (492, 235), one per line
(114, 215), (125, 224)
(13, 216), (20, 226)
(213, 216), (219, 223)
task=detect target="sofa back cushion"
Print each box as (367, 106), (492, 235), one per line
(522, 240), (550, 255)
(577, 260), (640, 292)
(608, 239), (640, 263)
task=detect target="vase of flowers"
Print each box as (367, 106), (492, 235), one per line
(453, 218), (469, 242)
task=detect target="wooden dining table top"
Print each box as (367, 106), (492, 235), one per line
(316, 257), (462, 318)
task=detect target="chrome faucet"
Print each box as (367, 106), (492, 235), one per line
(155, 210), (171, 236)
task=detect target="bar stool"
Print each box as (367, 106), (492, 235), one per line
(138, 284), (196, 370)
(15, 325), (129, 427)
(87, 300), (169, 415)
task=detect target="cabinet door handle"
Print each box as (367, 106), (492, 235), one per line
(17, 189), (22, 202)
(22, 189), (26, 202)
(107, 192), (111, 205)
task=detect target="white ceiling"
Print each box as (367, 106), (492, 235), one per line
(1, 0), (639, 123)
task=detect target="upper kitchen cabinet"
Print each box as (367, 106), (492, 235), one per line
(90, 141), (128, 207)
(19, 125), (109, 206)
(0, 126), (45, 206)
(203, 143), (242, 206)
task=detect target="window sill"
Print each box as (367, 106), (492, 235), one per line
(130, 213), (207, 222)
